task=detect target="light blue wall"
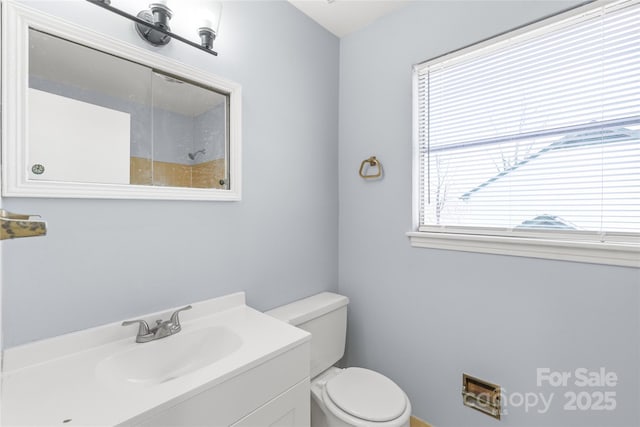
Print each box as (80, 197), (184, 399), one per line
(2, 0), (339, 347)
(338, 2), (640, 427)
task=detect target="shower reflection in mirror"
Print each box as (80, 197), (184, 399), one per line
(28, 29), (229, 190)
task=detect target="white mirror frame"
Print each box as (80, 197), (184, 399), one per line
(2, 1), (242, 201)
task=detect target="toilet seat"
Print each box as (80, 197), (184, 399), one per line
(325, 368), (407, 423)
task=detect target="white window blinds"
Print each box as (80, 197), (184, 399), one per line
(414, 0), (640, 240)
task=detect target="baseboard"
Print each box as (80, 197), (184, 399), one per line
(410, 415), (433, 427)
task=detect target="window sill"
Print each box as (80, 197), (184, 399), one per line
(407, 231), (640, 268)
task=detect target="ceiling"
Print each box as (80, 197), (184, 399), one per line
(287, 0), (411, 38)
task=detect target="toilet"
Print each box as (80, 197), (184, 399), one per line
(266, 292), (411, 427)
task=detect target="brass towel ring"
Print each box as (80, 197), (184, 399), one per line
(359, 156), (382, 179)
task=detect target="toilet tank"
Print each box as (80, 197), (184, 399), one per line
(266, 292), (349, 378)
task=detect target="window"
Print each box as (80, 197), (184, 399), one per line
(410, 0), (640, 267)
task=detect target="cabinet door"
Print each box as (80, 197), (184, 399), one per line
(28, 88), (131, 184)
(231, 379), (309, 427)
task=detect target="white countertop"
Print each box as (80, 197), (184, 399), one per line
(1, 293), (310, 426)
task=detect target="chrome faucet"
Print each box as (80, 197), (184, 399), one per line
(122, 305), (192, 343)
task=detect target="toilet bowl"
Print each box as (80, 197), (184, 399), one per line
(266, 292), (411, 427)
(311, 367), (411, 427)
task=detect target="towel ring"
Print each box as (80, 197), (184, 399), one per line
(359, 156), (382, 179)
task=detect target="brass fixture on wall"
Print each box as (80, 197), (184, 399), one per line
(462, 373), (501, 419)
(0, 210), (47, 240)
(359, 156), (382, 179)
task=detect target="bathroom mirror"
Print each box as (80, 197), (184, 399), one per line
(2, 2), (241, 200)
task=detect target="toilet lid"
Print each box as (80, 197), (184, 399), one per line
(325, 367), (407, 422)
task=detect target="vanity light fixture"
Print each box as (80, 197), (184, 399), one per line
(86, 0), (222, 56)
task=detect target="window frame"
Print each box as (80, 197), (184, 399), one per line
(409, 0), (640, 268)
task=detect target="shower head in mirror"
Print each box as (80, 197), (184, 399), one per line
(188, 149), (206, 160)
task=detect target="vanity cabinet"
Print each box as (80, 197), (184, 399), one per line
(230, 380), (309, 427)
(1, 292), (311, 427)
(132, 342), (310, 427)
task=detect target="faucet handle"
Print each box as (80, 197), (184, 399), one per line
(122, 319), (151, 337)
(169, 305), (192, 329)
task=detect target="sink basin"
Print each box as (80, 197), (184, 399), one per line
(1, 292), (313, 427)
(96, 326), (242, 387)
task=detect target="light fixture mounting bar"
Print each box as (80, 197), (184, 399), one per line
(85, 0), (218, 56)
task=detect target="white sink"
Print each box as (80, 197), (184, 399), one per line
(2, 292), (311, 426)
(96, 326), (242, 387)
